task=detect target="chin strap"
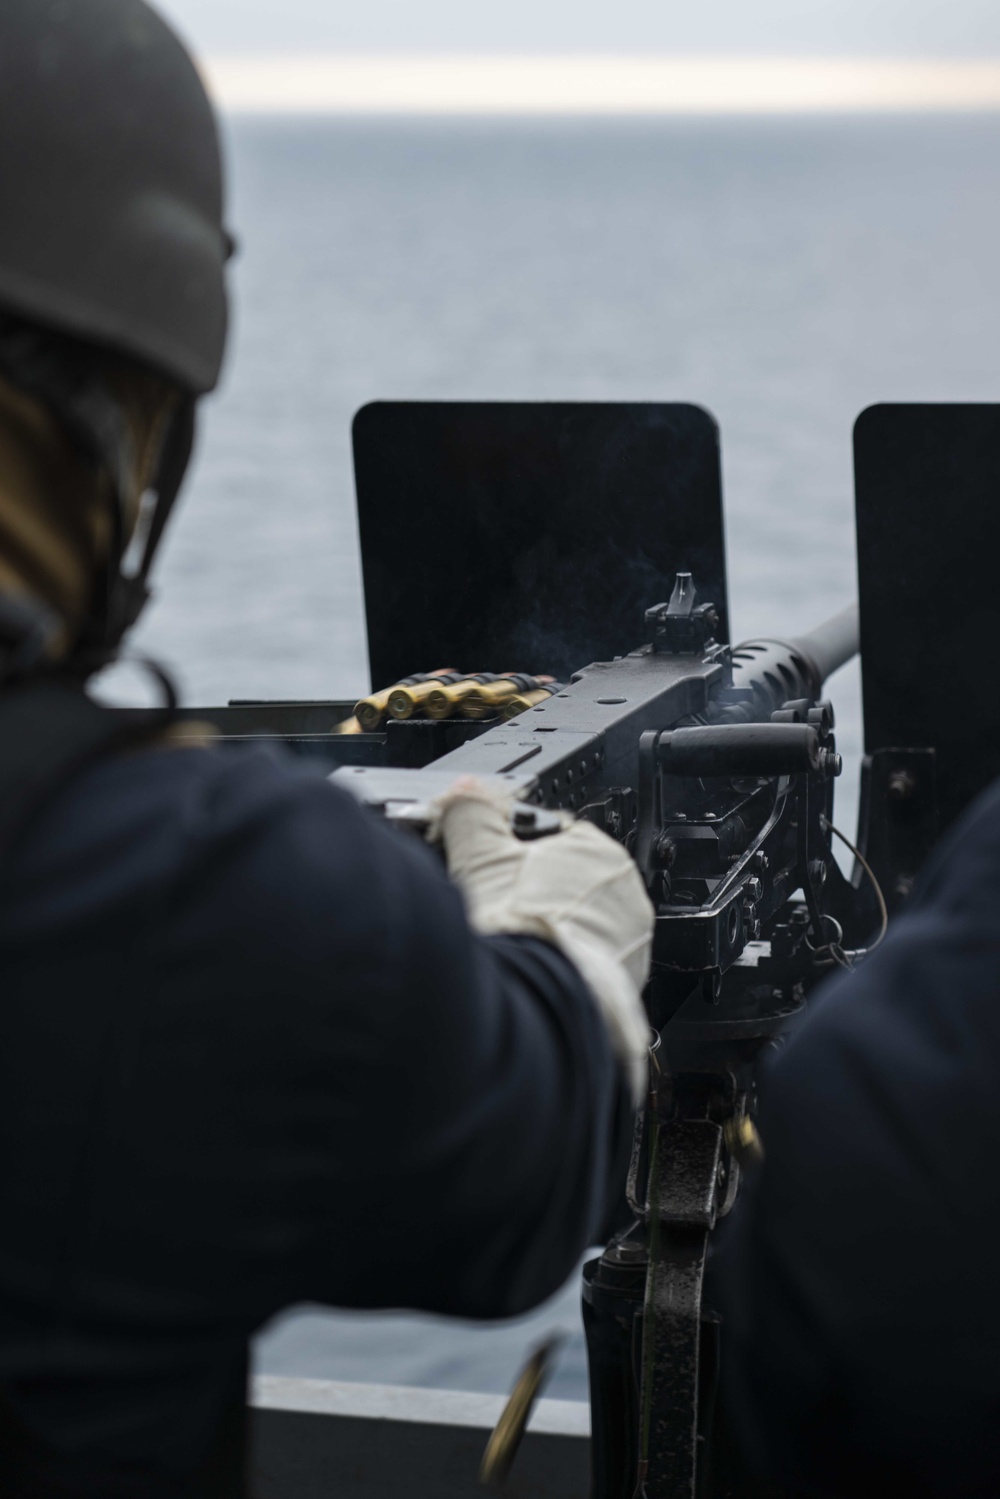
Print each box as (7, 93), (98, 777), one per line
(0, 316), (195, 674)
(105, 396), (196, 645)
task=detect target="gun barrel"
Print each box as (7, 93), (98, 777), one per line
(790, 603), (860, 688)
(722, 603), (859, 726)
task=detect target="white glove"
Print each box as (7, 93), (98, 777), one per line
(433, 779), (655, 1103)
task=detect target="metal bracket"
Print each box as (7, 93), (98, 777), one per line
(638, 1108), (725, 1499)
(856, 746), (938, 910)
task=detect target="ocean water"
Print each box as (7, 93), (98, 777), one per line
(126, 115), (1000, 1400)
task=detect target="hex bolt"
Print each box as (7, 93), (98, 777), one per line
(613, 1241), (648, 1265)
(653, 833), (677, 867)
(888, 768), (917, 800)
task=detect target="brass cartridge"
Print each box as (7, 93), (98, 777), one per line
(354, 670), (456, 732)
(480, 1336), (564, 1486)
(500, 684), (564, 720)
(387, 673), (467, 720)
(331, 715), (364, 735)
(424, 674), (498, 720)
(461, 674), (542, 720)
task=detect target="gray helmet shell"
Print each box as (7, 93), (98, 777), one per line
(0, 0), (229, 395)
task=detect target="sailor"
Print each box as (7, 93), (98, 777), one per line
(0, 3), (653, 1494)
(717, 784), (1000, 1496)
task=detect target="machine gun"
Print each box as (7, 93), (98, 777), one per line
(325, 566), (871, 1499)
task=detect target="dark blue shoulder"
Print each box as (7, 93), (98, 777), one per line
(909, 773), (1000, 914)
(2, 742), (440, 953)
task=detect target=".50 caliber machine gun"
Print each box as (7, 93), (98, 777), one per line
(330, 567), (871, 1499)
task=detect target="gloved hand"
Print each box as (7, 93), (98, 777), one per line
(432, 779), (655, 1103)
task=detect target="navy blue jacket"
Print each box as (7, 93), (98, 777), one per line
(0, 742), (629, 1496)
(718, 780), (1000, 1497)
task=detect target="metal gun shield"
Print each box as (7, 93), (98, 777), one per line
(352, 402), (729, 691)
(854, 404), (1000, 844)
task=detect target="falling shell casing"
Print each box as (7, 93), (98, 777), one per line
(480, 1335), (564, 1486)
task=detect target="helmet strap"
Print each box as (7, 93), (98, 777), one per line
(0, 319), (197, 671)
(107, 397), (195, 643)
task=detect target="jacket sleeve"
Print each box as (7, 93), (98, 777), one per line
(715, 783), (1000, 1498)
(158, 752), (633, 1325)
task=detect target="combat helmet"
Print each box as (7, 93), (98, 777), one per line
(0, 0), (231, 665)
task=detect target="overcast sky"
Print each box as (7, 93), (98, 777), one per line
(157, 0), (1000, 57)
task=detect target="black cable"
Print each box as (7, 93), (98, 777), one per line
(817, 816), (890, 969)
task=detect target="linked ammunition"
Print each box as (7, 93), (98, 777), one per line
(424, 674), (499, 719)
(461, 674), (546, 719)
(500, 683), (565, 720)
(388, 673), (467, 720)
(354, 670), (456, 732)
(331, 715), (364, 735)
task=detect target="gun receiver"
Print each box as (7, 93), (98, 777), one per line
(334, 579), (862, 1016)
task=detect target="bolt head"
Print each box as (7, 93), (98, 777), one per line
(654, 834), (677, 867)
(888, 768), (917, 800)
